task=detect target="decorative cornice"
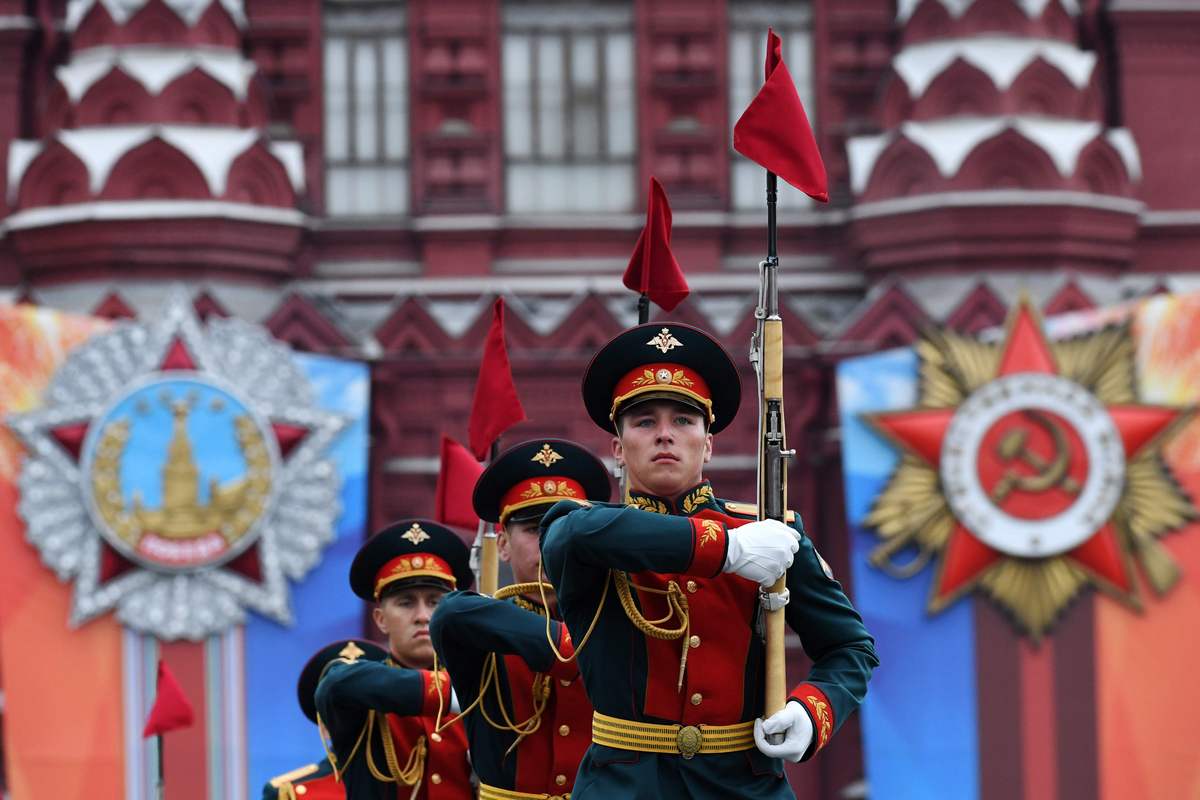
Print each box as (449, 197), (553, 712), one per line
(57, 45), (256, 102)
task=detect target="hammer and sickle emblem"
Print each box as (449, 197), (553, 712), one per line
(990, 410), (1081, 503)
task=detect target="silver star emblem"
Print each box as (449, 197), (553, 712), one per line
(7, 291), (348, 640)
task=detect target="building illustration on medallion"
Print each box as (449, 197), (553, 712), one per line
(863, 302), (1197, 638)
(8, 293), (348, 640)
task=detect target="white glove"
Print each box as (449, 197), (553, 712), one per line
(723, 519), (799, 585)
(753, 700), (813, 763)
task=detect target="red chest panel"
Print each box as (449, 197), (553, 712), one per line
(635, 509), (760, 725)
(385, 710), (471, 800)
(503, 654), (593, 794)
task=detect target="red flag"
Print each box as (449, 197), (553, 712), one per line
(142, 659), (195, 738)
(733, 29), (828, 202)
(467, 299), (526, 459)
(435, 434), (484, 534)
(623, 176), (689, 312)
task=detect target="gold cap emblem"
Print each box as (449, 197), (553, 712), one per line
(402, 523), (430, 545)
(338, 641), (365, 662)
(531, 444), (564, 468)
(647, 328), (683, 354)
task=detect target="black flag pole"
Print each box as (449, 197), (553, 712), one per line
(637, 293), (650, 324)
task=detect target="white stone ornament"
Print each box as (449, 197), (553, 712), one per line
(8, 292), (348, 640)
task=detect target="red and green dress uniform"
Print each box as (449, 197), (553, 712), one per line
(431, 591), (592, 798)
(263, 638), (390, 800)
(540, 482), (878, 799)
(316, 519), (476, 800)
(316, 658), (471, 800)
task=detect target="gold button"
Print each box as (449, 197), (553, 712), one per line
(689, 635), (700, 648)
(431, 774), (442, 785)
(686, 580), (698, 593)
(555, 774), (567, 786)
(560, 678), (571, 687)
(559, 724), (570, 736)
(296, 788), (307, 797)
(430, 732), (442, 743)
(690, 692), (702, 706)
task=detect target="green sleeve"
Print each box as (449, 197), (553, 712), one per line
(783, 517), (879, 760)
(431, 590), (568, 675)
(541, 501), (729, 582)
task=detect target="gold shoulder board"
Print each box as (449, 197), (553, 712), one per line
(269, 763), (320, 788)
(722, 502), (795, 523)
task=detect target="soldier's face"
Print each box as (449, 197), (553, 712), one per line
(373, 586), (445, 667)
(500, 517), (551, 589)
(613, 400), (712, 498)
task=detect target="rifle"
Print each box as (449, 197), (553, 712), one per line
(476, 440), (501, 596)
(749, 171), (794, 737)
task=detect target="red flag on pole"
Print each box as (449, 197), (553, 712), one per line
(623, 176), (689, 312)
(733, 29), (829, 202)
(435, 434), (484, 534)
(142, 659), (195, 738)
(467, 298), (526, 459)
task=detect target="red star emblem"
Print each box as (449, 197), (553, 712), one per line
(869, 303), (1186, 614)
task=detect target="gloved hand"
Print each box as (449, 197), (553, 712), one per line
(722, 519), (799, 585)
(753, 700), (813, 762)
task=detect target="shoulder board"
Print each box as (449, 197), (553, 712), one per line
(269, 763), (320, 788)
(721, 502), (795, 523)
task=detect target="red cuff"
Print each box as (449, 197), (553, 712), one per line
(547, 623), (579, 682)
(687, 517), (727, 577)
(789, 683), (835, 756)
(421, 669), (452, 716)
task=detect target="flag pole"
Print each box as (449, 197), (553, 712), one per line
(478, 440), (502, 595)
(156, 733), (164, 800)
(637, 293), (649, 325)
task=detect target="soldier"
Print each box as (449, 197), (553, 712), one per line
(261, 638), (388, 799)
(430, 439), (610, 800)
(315, 520), (474, 799)
(540, 322), (879, 799)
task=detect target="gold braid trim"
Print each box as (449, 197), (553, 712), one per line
(538, 558), (608, 664)
(317, 711), (369, 783)
(494, 581), (556, 604)
(278, 785), (296, 800)
(612, 571), (691, 690)
(365, 709), (426, 798)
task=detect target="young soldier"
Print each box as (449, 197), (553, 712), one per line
(315, 519), (474, 800)
(261, 638), (388, 799)
(541, 323), (878, 799)
(430, 439), (610, 800)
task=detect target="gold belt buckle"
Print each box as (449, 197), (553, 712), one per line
(676, 725), (702, 759)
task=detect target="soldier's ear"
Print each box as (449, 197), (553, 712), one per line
(371, 605), (387, 635)
(611, 435), (624, 466)
(497, 527), (512, 563)
(702, 432), (713, 463)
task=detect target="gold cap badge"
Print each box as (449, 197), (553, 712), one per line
(338, 641), (365, 662)
(531, 444), (564, 468)
(402, 523), (430, 545)
(647, 328), (683, 354)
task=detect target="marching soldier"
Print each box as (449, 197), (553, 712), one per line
(261, 638), (388, 799)
(315, 520), (474, 799)
(540, 322), (878, 798)
(430, 439), (610, 800)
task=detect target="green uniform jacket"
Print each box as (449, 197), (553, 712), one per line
(314, 657), (472, 800)
(430, 590), (592, 795)
(540, 481), (878, 800)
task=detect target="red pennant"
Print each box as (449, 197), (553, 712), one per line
(467, 299), (526, 459)
(733, 29), (828, 202)
(623, 177), (689, 312)
(142, 659), (195, 738)
(434, 435), (485, 536)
